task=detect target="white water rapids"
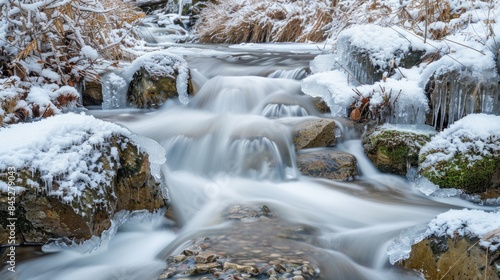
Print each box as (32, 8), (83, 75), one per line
(2, 48), (493, 280)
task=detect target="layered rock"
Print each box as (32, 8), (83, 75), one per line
(82, 78), (103, 106)
(337, 25), (426, 85)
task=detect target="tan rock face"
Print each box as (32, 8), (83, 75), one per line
(401, 236), (500, 280)
(0, 136), (167, 245)
(297, 149), (357, 180)
(292, 118), (336, 150)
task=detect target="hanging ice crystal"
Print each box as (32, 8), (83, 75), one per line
(427, 71), (500, 130)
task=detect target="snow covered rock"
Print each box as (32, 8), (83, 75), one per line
(362, 124), (436, 175)
(337, 25), (428, 85)
(297, 149), (357, 180)
(419, 114), (500, 195)
(0, 114), (167, 245)
(292, 118), (336, 150)
(398, 209), (500, 279)
(127, 51), (191, 108)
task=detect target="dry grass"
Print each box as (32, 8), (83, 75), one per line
(193, 0), (333, 43)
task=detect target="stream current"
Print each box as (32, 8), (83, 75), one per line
(2, 46), (493, 280)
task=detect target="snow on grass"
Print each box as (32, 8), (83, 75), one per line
(419, 114), (500, 172)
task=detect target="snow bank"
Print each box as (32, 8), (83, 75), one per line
(0, 113), (165, 201)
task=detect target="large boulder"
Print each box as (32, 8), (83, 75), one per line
(158, 204), (321, 280)
(0, 113), (167, 245)
(402, 236), (500, 280)
(292, 118), (336, 150)
(419, 114), (500, 196)
(362, 124), (436, 175)
(396, 209), (500, 280)
(127, 51), (191, 108)
(297, 149), (357, 180)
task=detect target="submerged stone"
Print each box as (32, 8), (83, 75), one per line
(158, 204), (321, 280)
(297, 149), (357, 180)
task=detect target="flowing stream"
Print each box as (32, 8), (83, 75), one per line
(2, 47), (492, 280)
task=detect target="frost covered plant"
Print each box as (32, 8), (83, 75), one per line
(193, 0), (334, 43)
(0, 76), (80, 125)
(0, 0), (145, 124)
(419, 113), (500, 194)
(0, 0), (144, 85)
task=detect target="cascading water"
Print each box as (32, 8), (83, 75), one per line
(2, 47), (495, 280)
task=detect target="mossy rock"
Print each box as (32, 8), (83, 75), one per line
(420, 153), (500, 195)
(362, 124), (436, 175)
(401, 236), (500, 280)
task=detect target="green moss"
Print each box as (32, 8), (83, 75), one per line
(421, 155), (499, 193)
(366, 129), (432, 175)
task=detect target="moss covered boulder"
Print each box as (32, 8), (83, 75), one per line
(297, 149), (357, 180)
(127, 51), (191, 108)
(362, 124), (436, 175)
(419, 114), (500, 195)
(0, 113), (167, 245)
